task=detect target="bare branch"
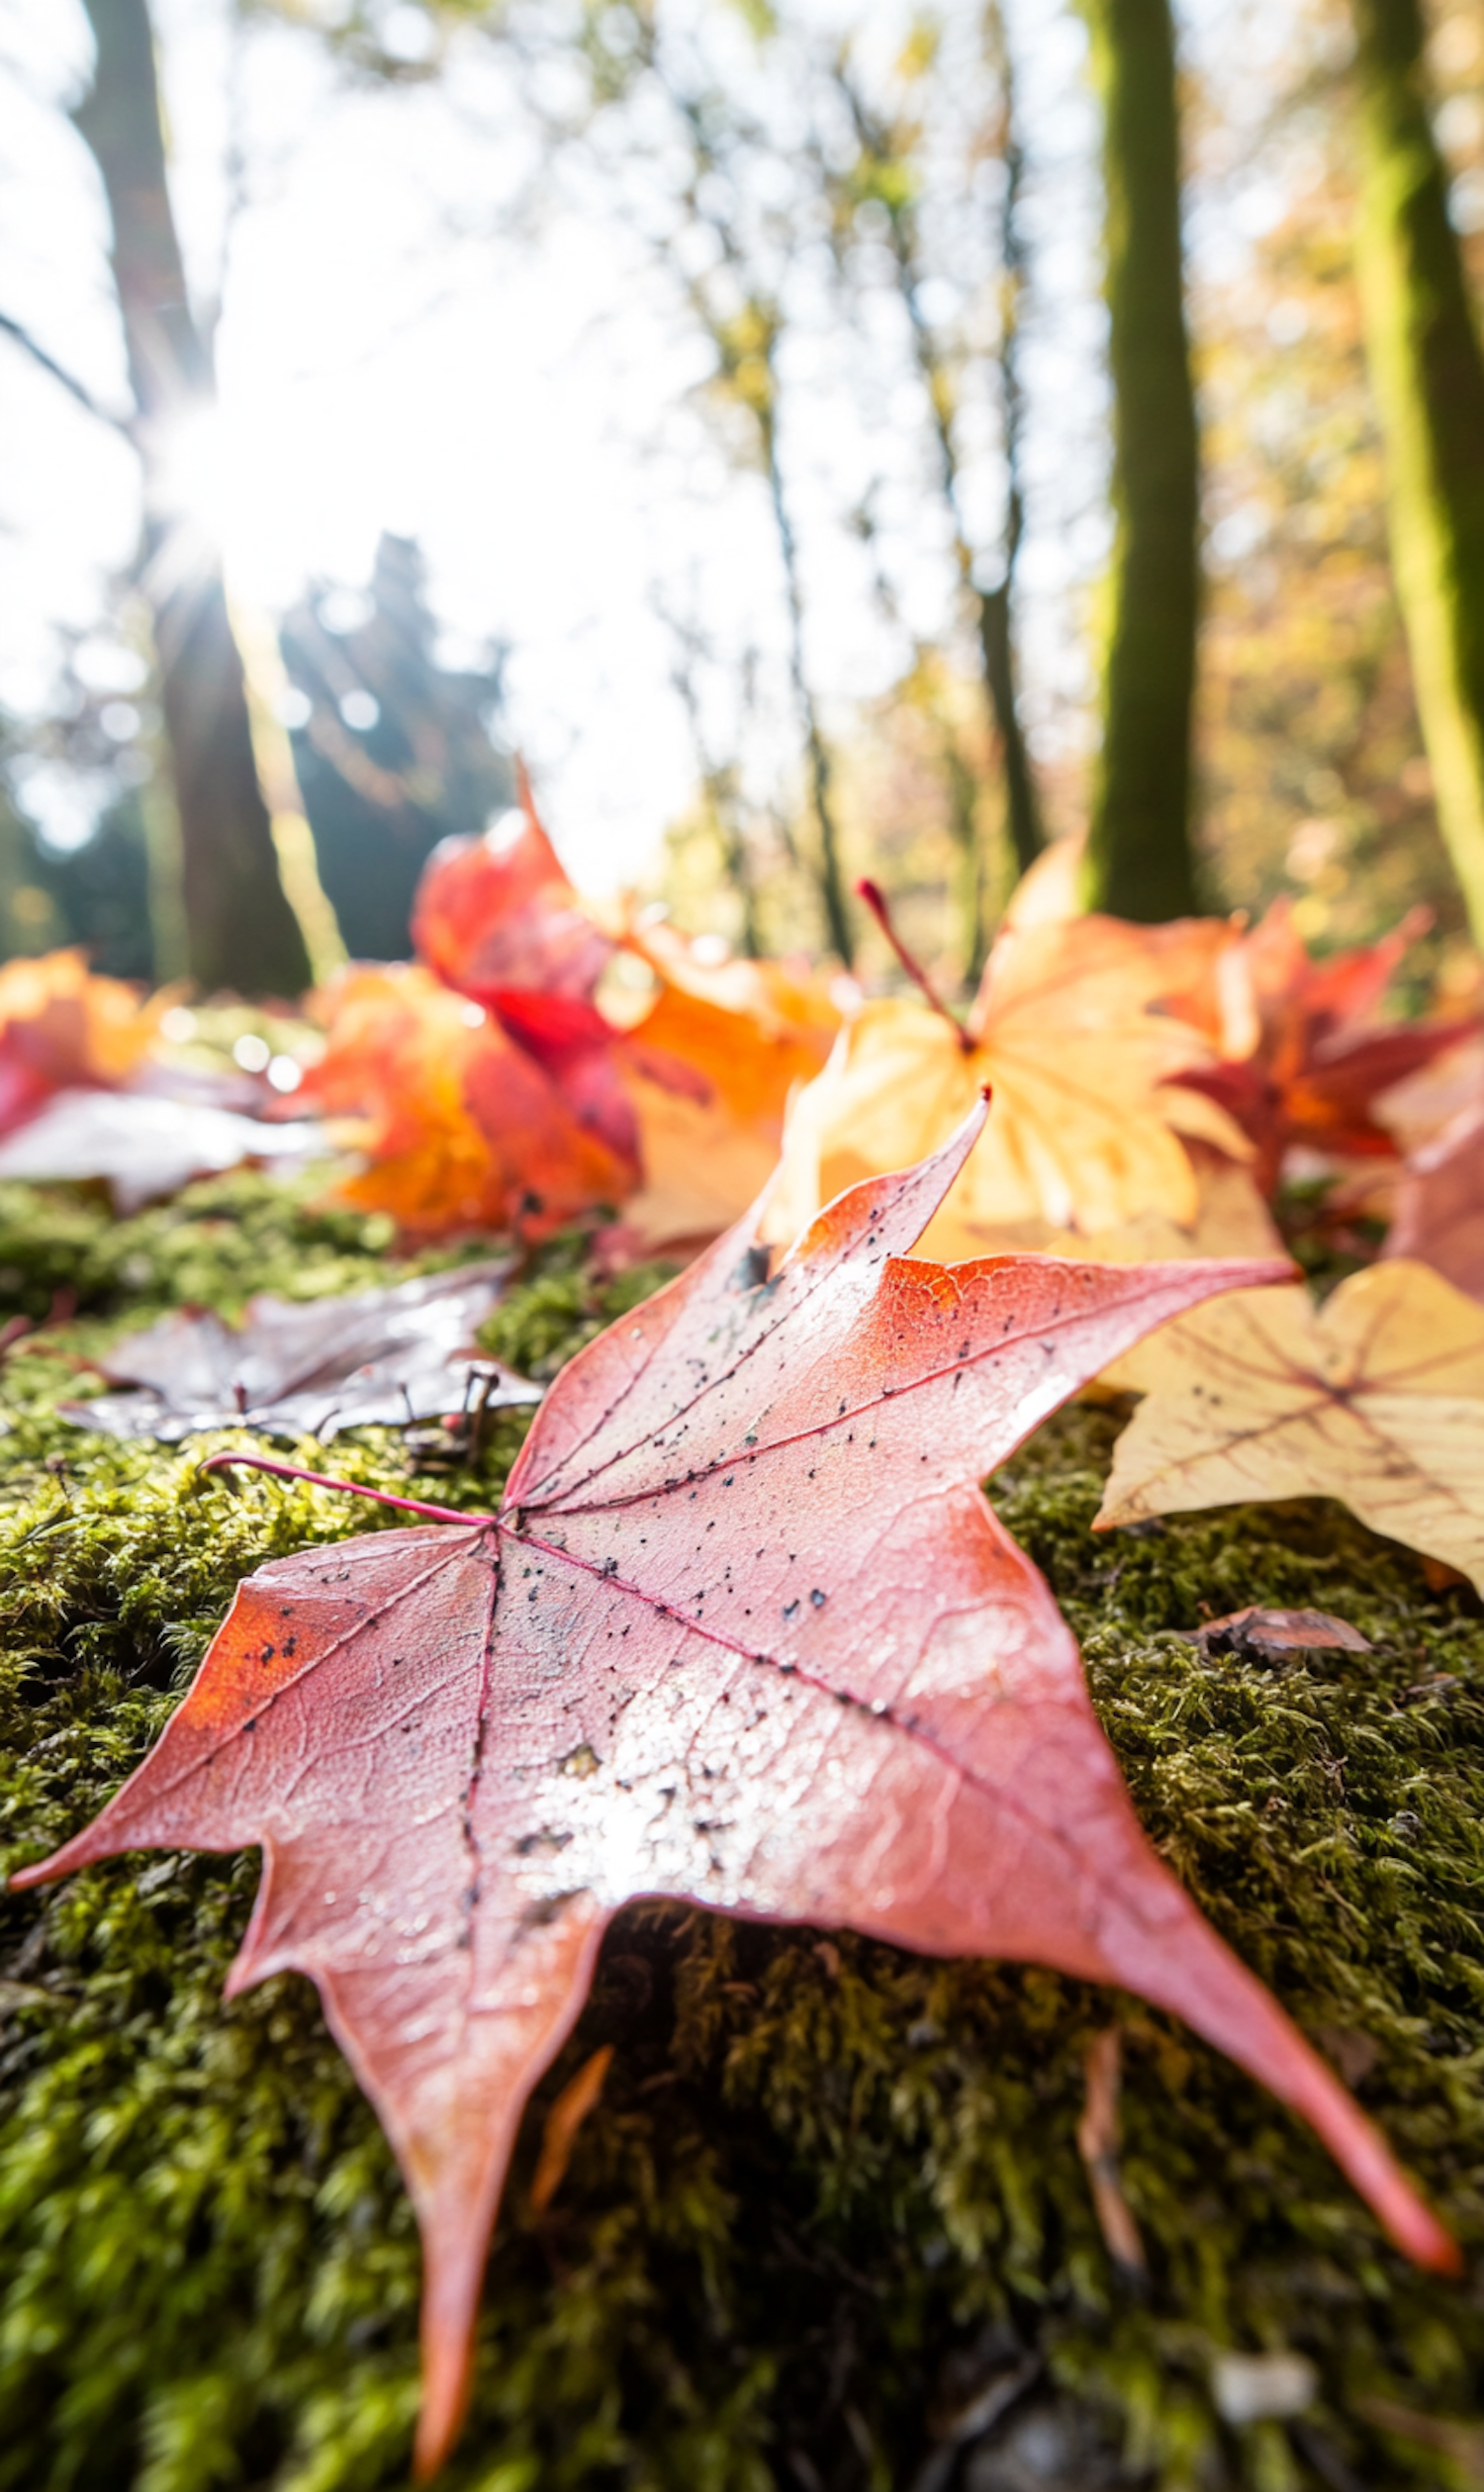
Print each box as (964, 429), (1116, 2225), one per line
(0, 310), (137, 442)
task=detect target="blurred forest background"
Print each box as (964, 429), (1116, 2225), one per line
(4, 0), (1484, 1001)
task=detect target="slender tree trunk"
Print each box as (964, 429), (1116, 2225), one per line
(977, 577), (1040, 882)
(664, 621), (765, 959)
(765, 428), (855, 968)
(941, 729), (986, 988)
(1351, 0), (1484, 942)
(1079, 0), (1200, 921)
(902, 205), (1042, 937)
(978, 3), (1044, 890)
(835, 27), (1041, 969)
(900, 176), (1044, 905)
(75, 0), (311, 995)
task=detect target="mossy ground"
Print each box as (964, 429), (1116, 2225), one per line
(1, 1173), (1482, 2492)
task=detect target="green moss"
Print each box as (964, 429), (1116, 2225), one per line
(0, 1170), (405, 1325)
(0, 1188), (1481, 2488)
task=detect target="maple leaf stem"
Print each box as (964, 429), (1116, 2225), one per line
(196, 1450), (493, 1527)
(856, 877), (973, 1048)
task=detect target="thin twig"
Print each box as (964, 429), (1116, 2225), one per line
(0, 311), (136, 439)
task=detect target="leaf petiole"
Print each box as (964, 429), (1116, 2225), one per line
(856, 877), (973, 1050)
(196, 1449), (494, 1528)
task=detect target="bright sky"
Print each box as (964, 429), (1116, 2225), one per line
(0, 0), (1278, 894)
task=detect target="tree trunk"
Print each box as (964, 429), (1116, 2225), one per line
(764, 421), (856, 970)
(978, 3), (1044, 894)
(978, 582), (1041, 885)
(1079, 0), (1200, 922)
(1351, 0), (1484, 944)
(74, 0), (311, 996)
(833, 23), (1042, 974)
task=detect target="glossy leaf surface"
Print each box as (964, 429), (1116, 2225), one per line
(59, 1262), (537, 1443)
(0, 1087), (325, 1212)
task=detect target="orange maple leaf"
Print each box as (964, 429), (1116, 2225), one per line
(0, 949), (163, 1137)
(297, 965), (636, 1240)
(613, 920), (842, 1249)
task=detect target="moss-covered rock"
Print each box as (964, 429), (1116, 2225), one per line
(0, 1183), (1481, 2491)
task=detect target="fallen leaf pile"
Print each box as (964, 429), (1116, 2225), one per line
(12, 809), (1484, 2479)
(739, 877), (1484, 1599)
(59, 1261), (538, 1443)
(299, 791), (840, 1245)
(767, 891), (1482, 1264)
(15, 1104), (1454, 2478)
(296, 961), (642, 1239)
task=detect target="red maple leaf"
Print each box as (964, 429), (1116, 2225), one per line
(410, 781), (646, 1186)
(13, 1101), (1455, 2475)
(412, 765), (614, 1009)
(1169, 900), (1477, 1196)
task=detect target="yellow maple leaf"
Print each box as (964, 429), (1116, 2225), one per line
(764, 915), (1250, 1255)
(938, 1149), (1282, 1268)
(1095, 1259), (1484, 1592)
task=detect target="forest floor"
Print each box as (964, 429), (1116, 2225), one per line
(0, 1172), (1481, 2492)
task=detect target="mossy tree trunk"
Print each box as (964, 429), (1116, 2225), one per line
(1079, 0), (1201, 923)
(75, 0), (312, 998)
(1351, 0), (1484, 945)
